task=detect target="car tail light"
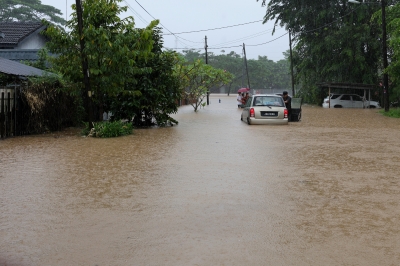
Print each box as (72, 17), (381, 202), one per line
(250, 108), (255, 117)
(284, 109), (288, 118)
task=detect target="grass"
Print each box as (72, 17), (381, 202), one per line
(379, 108), (400, 118)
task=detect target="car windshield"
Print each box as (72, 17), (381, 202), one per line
(253, 96), (284, 107)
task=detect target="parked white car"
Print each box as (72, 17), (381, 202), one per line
(322, 94), (381, 108)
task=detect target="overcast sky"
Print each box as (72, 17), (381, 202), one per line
(40, 0), (289, 62)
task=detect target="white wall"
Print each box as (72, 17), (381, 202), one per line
(17, 32), (47, 49)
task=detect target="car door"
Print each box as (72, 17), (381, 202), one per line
(351, 95), (364, 108)
(241, 96), (253, 120)
(339, 94), (352, 107)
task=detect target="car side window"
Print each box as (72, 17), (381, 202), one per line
(254, 97), (263, 106)
(341, 95), (351, 100)
(352, 95), (362, 101)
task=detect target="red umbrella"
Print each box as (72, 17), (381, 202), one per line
(238, 88), (250, 93)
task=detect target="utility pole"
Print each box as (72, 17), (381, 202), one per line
(289, 30), (295, 96)
(205, 36), (210, 105)
(243, 43), (251, 90)
(75, 0), (93, 129)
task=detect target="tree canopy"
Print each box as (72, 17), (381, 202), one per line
(45, 0), (183, 127)
(258, 0), (398, 104)
(0, 0), (65, 25)
(176, 56), (234, 112)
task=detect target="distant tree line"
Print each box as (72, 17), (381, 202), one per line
(177, 49), (292, 95)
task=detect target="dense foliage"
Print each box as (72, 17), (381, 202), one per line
(44, 0), (182, 127)
(178, 49), (291, 95)
(107, 27), (182, 127)
(258, 0), (400, 104)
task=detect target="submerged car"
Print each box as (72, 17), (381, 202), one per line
(322, 94), (364, 108)
(241, 94), (288, 125)
(322, 93), (381, 108)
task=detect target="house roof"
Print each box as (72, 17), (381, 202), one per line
(0, 57), (47, 77)
(0, 22), (45, 48)
(318, 82), (376, 90)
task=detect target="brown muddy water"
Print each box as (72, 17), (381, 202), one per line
(1, 95), (400, 266)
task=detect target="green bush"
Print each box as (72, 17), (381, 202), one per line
(82, 121), (133, 138)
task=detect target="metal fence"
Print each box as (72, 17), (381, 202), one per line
(0, 85), (16, 139)
(0, 84), (29, 139)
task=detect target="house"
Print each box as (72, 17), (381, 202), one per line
(0, 22), (48, 62)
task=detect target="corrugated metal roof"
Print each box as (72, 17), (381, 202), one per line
(0, 22), (44, 48)
(318, 82), (376, 90)
(0, 49), (41, 61)
(0, 57), (46, 76)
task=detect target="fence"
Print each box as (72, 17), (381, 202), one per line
(0, 86), (15, 139)
(0, 85), (28, 139)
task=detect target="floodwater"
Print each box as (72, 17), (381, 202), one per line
(1, 95), (400, 266)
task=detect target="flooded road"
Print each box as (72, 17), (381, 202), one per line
(1, 95), (400, 265)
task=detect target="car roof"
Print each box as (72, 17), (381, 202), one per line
(252, 94), (282, 97)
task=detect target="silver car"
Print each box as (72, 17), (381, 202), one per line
(241, 94), (288, 125)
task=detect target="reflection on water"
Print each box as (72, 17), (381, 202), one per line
(1, 95), (400, 265)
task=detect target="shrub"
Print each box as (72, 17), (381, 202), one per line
(82, 121), (133, 138)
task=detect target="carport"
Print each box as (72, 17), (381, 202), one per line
(0, 57), (48, 138)
(318, 82), (377, 108)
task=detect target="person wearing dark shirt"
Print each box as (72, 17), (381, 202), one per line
(282, 91), (292, 121)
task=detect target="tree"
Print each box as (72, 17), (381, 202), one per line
(207, 51), (244, 94)
(107, 27), (182, 127)
(44, 0), (158, 123)
(0, 0), (65, 25)
(381, 2), (400, 102)
(258, 0), (385, 104)
(176, 57), (234, 112)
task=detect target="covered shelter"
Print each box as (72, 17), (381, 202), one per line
(318, 82), (378, 108)
(0, 57), (49, 138)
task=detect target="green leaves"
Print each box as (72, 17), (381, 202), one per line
(260, 0), (387, 103)
(175, 58), (234, 112)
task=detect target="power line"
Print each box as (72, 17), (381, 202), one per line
(212, 29), (275, 47)
(132, 0), (196, 49)
(122, 0), (148, 26)
(163, 20), (264, 35)
(163, 4), (364, 51)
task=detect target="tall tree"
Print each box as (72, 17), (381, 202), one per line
(0, 0), (65, 25)
(381, 2), (400, 102)
(258, 0), (387, 103)
(44, 0), (158, 122)
(107, 27), (182, 127)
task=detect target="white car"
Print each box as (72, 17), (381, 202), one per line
(364, 100), (382, 109)
(322, 94), (381, 108)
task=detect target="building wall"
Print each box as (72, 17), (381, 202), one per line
(17, 33), (46, 49)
